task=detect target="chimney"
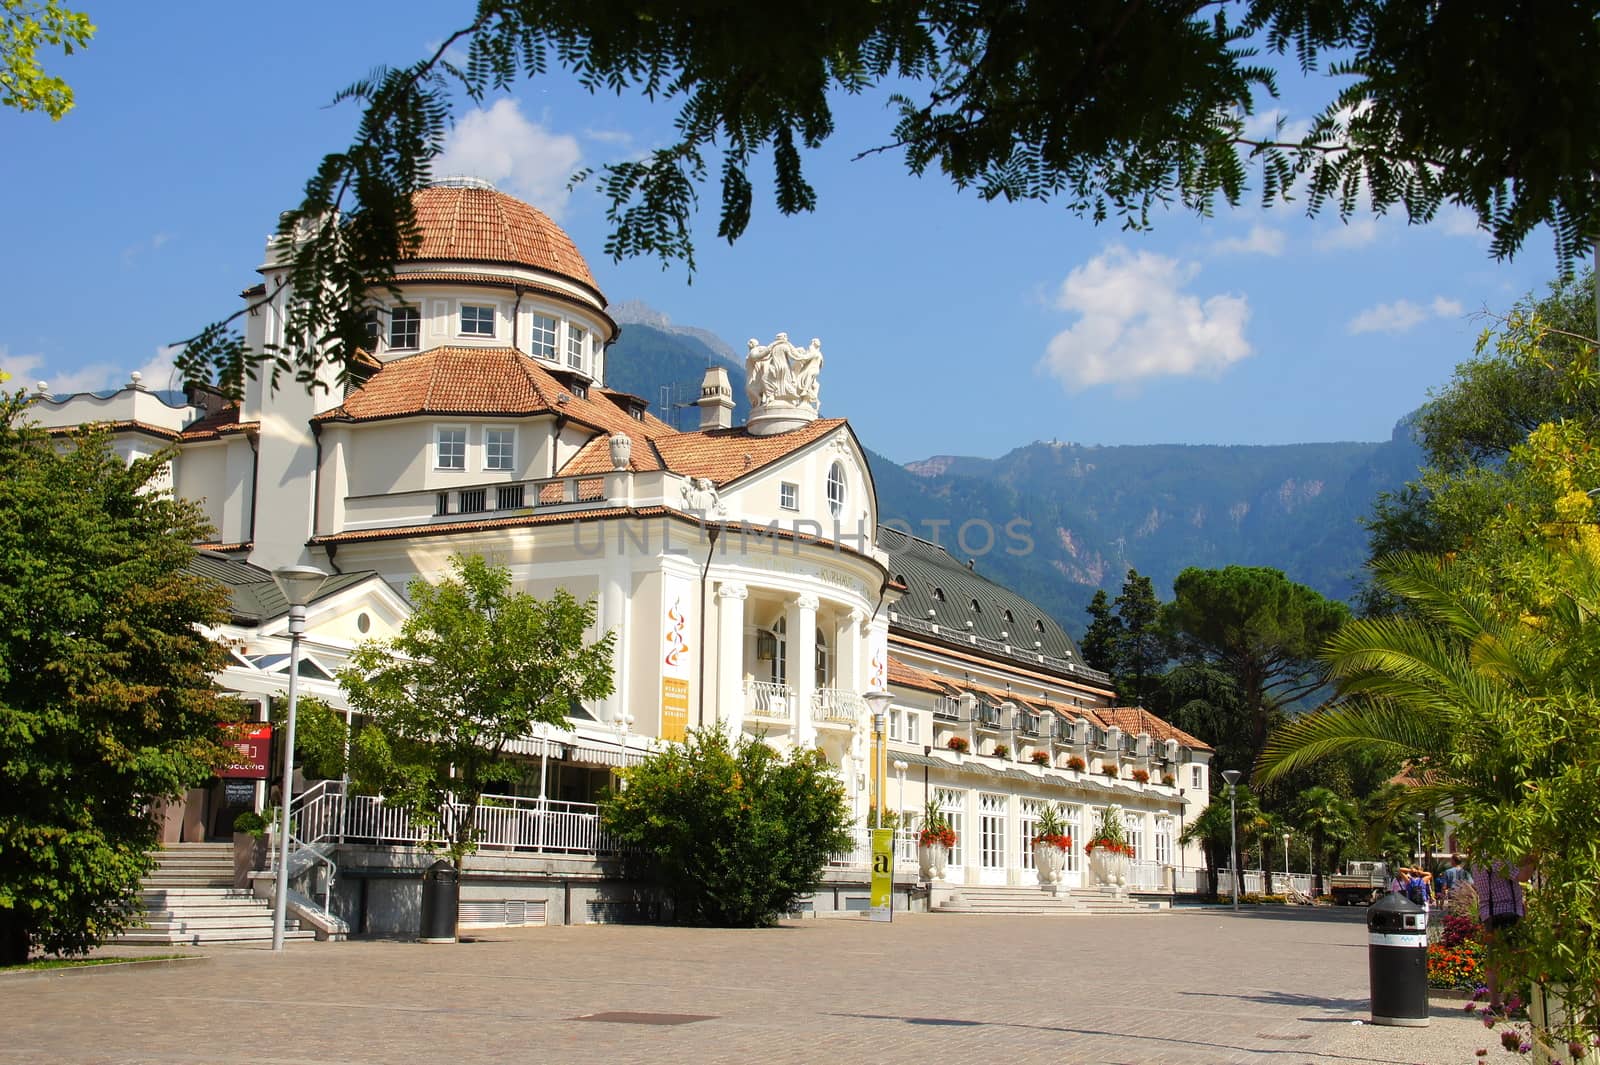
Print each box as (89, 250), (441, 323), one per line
(696, 365), (735, 430)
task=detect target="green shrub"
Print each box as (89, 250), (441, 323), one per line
(600, 726), (852, 927)
(232, 811), (268, 836)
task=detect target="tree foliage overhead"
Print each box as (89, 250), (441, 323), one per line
(177, 0), (1600, 393)
(0, 1), (93, 119)
(600, 725), (852, 927)
(338, 554), (615, 867)
(0, 393), (234, 964)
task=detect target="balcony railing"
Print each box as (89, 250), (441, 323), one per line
(932, 696), (961, 721)
(745, 680), (794, 721)
(812, 688), (864, 725)
(1017, 712), (1040, 736)
(975, 702), (1003, 728)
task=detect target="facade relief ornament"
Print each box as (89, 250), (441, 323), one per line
(745, 332), (824, 436)
(680, 476), (727, 518)
(608, 433), (632, 471)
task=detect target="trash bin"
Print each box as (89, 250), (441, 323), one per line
(419, 859), (459, 944)
(1368, 891), (1429, 1026)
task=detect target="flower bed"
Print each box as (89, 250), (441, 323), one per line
(1427, 939), (1486, 989)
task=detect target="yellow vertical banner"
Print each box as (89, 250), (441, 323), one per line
(869, 828), (894, 922)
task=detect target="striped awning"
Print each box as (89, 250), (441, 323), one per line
(500, 733), (649, 767)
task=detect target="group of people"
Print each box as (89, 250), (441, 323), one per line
(1387, 852), (1530, 1014)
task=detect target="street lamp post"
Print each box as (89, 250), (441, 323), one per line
(1222, 769), (1242, 912)
(864, 691), (893, 831)
(534, 722), (552, 853)
(1283, 831), (1292, 889)
(270, 565), (329, 953)
(1413, 812), (1424, 865)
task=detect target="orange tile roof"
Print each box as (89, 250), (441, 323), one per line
(46, 420), (179, 441)
(315, 346), (678, 470)
(180, 405), (256, 441)
(1094, 706), (1213, 752)
(409, 186), (599, 293)
(887, 655), (960, 695)
(653, 419), (847, 486)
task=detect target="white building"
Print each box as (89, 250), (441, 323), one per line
(31, 179), (1211, 924)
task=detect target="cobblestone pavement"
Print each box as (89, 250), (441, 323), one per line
(2, 908), (1489, 1065)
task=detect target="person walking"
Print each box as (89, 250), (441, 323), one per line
(1471, 857), (1532, 1014)
(1439, 854), (1470, 902)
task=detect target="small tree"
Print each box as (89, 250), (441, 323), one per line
(0, 395), (235, 963)
(338, 554), (614, 867)
(601, 726), (852, 927)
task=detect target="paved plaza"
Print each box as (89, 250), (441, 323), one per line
(3, 908), (1489, 1064)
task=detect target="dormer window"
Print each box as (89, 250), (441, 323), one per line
(932, 587), (945, 602)
(970, 598), (982, 613)
(529, 314), (557, 360)
(390, 306), (420, 349)
(1003, 609), (1015, 623)
(826, 461), (846, 517)
(1035, 619), (1046, 634)
(460, 304), (495, 337)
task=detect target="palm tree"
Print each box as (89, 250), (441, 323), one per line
(1245, 810), (1283, 895)
(1178, 799), (1232, 898)
(1294, 786), (1353, 897)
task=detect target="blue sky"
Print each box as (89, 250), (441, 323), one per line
(0, 2), (1566, 465)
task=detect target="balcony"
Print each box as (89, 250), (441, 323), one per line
(812, 688), (865, 727)
(745, 680), (793, 722)
(932, 696), (961, 722)
(974, 702), (1004, 729)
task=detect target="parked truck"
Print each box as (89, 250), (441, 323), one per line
(1328, 860), (1389, 905)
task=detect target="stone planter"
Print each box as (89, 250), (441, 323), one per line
(1033, 841), (1068, 894)
(917, 840), (949, 882)
(232, 831), (268, 889)
(1088, 847), (1132, 897)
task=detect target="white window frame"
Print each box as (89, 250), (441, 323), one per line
(887, 708), (901, 742)
(826, 461), (847, 517)
(483, 427), (515, 472)
(389, 305), (421, 350)
(567, 323), (588, 372)
(905, 710), (919, 744)
(528, 313), (558, 360)
(935, 787), (965, 869)
(434, 426), (467, 471)
(1191, 765), (1203, 789)
(459, 303), (496, 338)
(779, 481), (799, 511)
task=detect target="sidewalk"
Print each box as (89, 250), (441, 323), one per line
(2, 907), (1493, 1064)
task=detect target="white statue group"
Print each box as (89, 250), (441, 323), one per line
(746, 332), (823, 410)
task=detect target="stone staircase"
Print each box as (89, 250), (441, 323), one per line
(932, 884), (1168, 916)
(113, 843), (317, 946)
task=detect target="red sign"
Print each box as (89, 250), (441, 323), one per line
(221, 723), (272, 779)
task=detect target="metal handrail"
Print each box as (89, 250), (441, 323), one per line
(745, 680), (794, 721)
(812, 687), (864, 723)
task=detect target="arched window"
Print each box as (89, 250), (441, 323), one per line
(826, 461), (847, 517)
(770, 617), (788, 685)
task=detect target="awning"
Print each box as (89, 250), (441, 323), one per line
(500, 734), (649, 767)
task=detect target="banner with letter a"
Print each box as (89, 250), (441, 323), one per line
(869, 828), (895, 922)
(660, 571), (693, 742)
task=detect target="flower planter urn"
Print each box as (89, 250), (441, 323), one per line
(917, 840), (949, 882)
(1033, 841), (1068, 894)
(1088, 846), (1132, 897)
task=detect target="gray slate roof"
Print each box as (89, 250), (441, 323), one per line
(877, 525), (1089, 669)
(186, 552), (381, 624)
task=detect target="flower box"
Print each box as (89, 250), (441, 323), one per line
(946, 735), (970, 754)
(991, 744), (1009, 759)
(1101, 764), (1119, 778)
(1066, 755), (1086, 772)
(1030, 750), (1051, 765)
(1131, 768), (1150, 784)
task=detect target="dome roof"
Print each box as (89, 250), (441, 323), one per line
(405, 180), (600, 294)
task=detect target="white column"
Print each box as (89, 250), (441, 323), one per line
(716, 581), (748, 736)
(839, 608), (864, 695)
(789, 593), (819, 747)
(602, 559), (630, 724)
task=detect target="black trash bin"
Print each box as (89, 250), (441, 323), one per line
(419, 859), (459, 944)
(1367, 891), (1429, 1026)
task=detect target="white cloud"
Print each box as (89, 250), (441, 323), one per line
(120, 231), (173, 268)
(1211, 225), (1286, 257)
(1240, 108), (1312, 145)
(1347, 296), (1464, 336)
(1, 344), (180, 395)
(433, 99), (582, 216)
(1039, 247), (1253, 391)
(1437, 206), (1484, 237)
(1314, 217), (1381, 250)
